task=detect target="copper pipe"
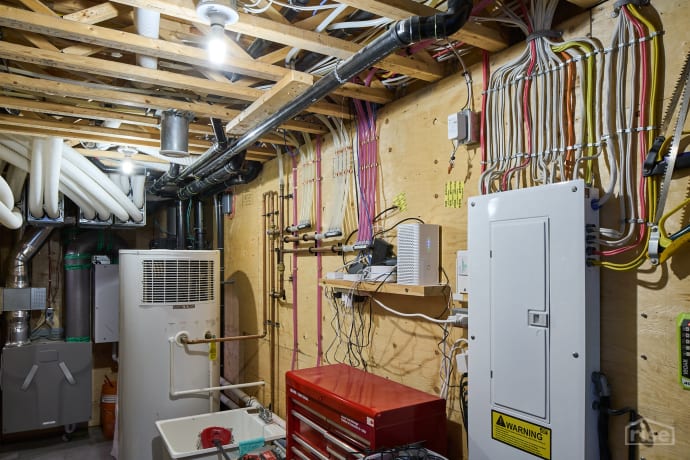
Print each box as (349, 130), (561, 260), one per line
(182, 333), (266, 345)
(280, 245), (342, 254)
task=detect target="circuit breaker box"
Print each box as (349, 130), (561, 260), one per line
(467, 180), (599, 460)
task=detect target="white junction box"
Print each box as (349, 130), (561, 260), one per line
(397, 223), (440, 285)
(448, 109), (480, 144)
(467, 180), (599, 460)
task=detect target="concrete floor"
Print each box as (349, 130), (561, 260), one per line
(0, 427), (113, 460)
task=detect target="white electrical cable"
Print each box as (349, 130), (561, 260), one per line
(371, 297), (456, 325)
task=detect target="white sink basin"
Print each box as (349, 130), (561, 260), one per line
(155, 408), (286, 459)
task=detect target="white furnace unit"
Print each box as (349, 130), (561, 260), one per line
(118, 250), (220, 460)
(467, 180), (599, 460)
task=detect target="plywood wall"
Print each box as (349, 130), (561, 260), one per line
(225, 2), (690, 459)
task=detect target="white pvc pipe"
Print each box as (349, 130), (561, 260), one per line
(135, 9), (160, 69)
(62, 144), (143, 222)
(131, 175), (146, 209)
(97, 120), (122, 151)
(0, 175), (22, 229)
(137, 146), (194, 165)
(28, 138), (44, 218)
(43, 137), (62, 219)
(168, 339), (265, 397)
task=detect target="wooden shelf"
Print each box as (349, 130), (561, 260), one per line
(320, 279), (448, 297)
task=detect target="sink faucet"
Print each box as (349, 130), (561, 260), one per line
(258, 405), (273, 423)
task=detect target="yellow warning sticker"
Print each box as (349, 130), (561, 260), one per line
(491, 410), (551, 460)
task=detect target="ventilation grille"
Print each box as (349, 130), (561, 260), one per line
(142, 259), (214, 304)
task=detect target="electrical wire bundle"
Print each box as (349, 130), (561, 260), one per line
(478, 0), (663, 270)
(353, 86), (378, 245)
(323, 287), (373, 370)
(297, 133), (316, 229)
(479, 0), (606, 193)
(317, 115), (355, 237)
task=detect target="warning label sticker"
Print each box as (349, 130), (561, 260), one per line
(491, 410), (551, 460)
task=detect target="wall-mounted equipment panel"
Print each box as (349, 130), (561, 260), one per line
(93, 263), (119, 343)
(1, 341), (92, 434)
(468, 180), (599, 460)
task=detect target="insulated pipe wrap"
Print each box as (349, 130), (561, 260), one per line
(43, 137), (63, 219)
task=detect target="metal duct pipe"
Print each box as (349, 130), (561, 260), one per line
(6, 227), (53, 288)
(167, 0), (472, 199)
(160, 110), (194, 158)
(64, 231), (126, 341)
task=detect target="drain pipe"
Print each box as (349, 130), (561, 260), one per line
(176, 199), (186, 249)
(135, 9), (160, 70)
(172, 0), (472, 199)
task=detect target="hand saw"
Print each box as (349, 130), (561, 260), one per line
(648, 52), (690, 264)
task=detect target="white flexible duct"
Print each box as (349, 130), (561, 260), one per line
(43, 137), (62, 219)
(96, 120), (122, 151)
(135, 9), (160, 69)
(0, 175), (22, 229)
(0, 142), (30, 171)
(137, 146), (194, 165)
(60, 159), (122, 220)
(120, 175), (131, 195)
(62, 144), (143, 222)
(59, 175), (98, 220)
(109, 173), (127, 194)
(28, 137), (45, 218)
(131, 175), (146, 209)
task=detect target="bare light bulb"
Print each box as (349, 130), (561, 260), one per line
(121, 157), (134, 175)
(207, 23), (227, 65)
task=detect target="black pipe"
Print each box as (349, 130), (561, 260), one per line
(214, 193), (225, 378)
(203, 161), (263, 197)
(195, 199), (205, 249)
(210, 118), (228, 147)
(163, 0), (472, 199)
(176, 200), (186, 249)
(148, 162), (181, 195)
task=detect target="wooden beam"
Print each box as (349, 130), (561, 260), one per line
(0, 41), (351, 118)
(0, 6), (391, 104)
(107, 0), (444, 81)
(18, 0), (56, 15)
(62, 2), (119, 24)
(333, 0), (508, 52)
(566, 0), (603, 7)
(245, 146), (277, 163)
(0, 95), (158, 126)
(227, 71), (314, 135)
(75, 147), (168, 163)
(0, 73), (324, 134)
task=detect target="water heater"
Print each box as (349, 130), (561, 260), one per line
(118, 250), (220, 460)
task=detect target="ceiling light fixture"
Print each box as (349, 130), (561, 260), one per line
(196, 0), (239, 65)
(118, 145), (138, 175)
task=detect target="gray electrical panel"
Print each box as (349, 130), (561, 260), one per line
(1, 341), (92, 433)
(93, 264), (120, 343)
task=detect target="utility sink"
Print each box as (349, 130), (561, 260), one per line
(155, 407), (285, 460)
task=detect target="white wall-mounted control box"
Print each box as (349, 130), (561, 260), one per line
(448, 109), (480, 145)
(467, 180), (599, 460)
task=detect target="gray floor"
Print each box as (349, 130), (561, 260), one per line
(0, 427), (113, 460)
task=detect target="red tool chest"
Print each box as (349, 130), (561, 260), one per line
(286, 364), (447, 460)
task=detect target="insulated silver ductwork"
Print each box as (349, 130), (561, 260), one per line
(6, 227), (53, 289)
(148, 0), (472, 198)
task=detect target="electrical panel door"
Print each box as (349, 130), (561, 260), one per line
(468, 180), (599, 460)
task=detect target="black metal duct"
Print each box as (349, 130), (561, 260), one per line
(63, 231), (126, 342)
(149, 0), (472, 199)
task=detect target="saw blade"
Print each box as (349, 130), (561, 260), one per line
(654, 59), (690, 224)
(661, 53), (690, 133)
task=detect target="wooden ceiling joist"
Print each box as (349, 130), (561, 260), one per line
(0, 6), (391, 105)
(333, 0), (508, 52)
(226, 70), (313, 136)
(0, 73), (326, 135)
(107, 0), (444, 82)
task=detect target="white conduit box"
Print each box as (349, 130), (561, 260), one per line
(467, 180), (599, 460)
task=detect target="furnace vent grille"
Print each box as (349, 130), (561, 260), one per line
(141, 259), (214, 303)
